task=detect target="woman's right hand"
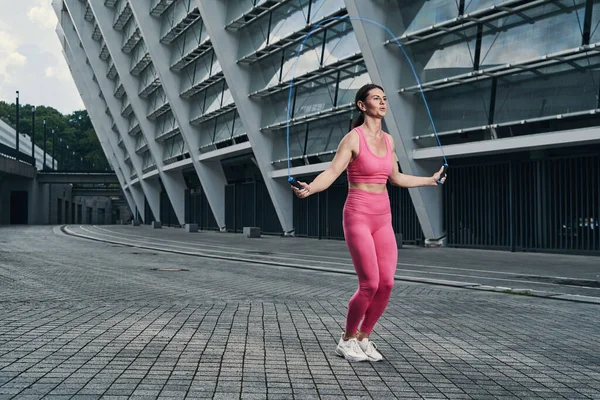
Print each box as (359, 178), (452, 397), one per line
(292, 181), (311, 198)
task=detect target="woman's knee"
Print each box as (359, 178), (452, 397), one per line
(358, 280), (379, 298)
(378, 279), (394, 295)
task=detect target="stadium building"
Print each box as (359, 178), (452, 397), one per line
(54, 0), (600, 254)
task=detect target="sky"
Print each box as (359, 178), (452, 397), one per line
(0, 0), (84, 115)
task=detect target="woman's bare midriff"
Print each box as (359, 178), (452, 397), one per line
(348, 182), (388, 193)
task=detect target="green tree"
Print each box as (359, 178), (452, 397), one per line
(0, 101), (109, 171)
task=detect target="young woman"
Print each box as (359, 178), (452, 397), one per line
(292, 83), (447, 362)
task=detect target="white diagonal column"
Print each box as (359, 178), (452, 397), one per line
(345, 0), (445, 241)
(196, 0), (293, 234)
(59, 27), (139, 216)
(85, 0), (187, 225)
(128, 2), (227, 228)
(58, 2), (161, 222)
(65, 51), (138, 214)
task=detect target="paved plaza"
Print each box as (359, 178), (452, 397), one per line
(0, 226), (599, 399)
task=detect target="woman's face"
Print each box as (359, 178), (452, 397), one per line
(359, 88), (387, 119)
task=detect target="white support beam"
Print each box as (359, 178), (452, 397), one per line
(271, 163), (331, 179)
(59, 27), (140, 216)
(162, 157), (193, 173)
(85, 0), (187, 225)
(59, 1), (161, 222)
(198, 142), (252, 162)
(345, 0), (446, 241)
(196, 0), (294, 234)
(128, 2), (228, 229)
(413, 127), (600, 160)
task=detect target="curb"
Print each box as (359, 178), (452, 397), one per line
(61, 226), (600, 305)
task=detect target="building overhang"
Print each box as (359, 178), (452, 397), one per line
(412, 126), (600, 160)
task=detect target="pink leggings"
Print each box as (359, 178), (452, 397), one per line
(343, 189), (397, 335)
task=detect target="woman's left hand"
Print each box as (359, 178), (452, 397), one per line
(432, 165), (447, 185)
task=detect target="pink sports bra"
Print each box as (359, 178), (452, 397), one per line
(346, 126), (393, 184)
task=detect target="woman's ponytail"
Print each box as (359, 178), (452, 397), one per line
(351, 112), (364, 129)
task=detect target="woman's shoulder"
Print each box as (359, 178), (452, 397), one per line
(339, 128), (361, 152)
(344, 128), (361, 142)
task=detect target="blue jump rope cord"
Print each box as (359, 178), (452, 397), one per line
(286, 16), (448, 183)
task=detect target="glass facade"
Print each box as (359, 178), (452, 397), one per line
(393, 0), (600, 145)
(57, 0), (600, 253)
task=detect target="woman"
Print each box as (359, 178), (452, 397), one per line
(292, 83), (447, 362)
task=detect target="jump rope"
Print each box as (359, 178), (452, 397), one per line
(285, 15), (448, 190)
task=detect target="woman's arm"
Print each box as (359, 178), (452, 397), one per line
(292, 131), (357, 198)
(387, 135), (446, 188)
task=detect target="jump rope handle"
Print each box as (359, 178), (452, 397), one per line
(436, 163), (449, 185)
(288, 176), (304, 190)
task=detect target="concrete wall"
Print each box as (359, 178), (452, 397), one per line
(0, 176), (126, 225)
(49, 186), (116, 225)
(0, 177), (50, 225)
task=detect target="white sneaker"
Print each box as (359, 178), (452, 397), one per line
(335, 333), (369, 362)
(357, 338), (383, 362)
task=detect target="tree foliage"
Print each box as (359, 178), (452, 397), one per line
(0, 100), (109, 171)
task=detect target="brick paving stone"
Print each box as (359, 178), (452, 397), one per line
(0, 226), (599, 399)
(240, 393), (267, 400)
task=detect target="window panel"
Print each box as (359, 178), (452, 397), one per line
(142, 151), (155, 170)
(203, 85), (224, 115)
(171, 20), (208, 66)
(241, 16), (271, 55)
(189, 82), (226, 120)
(130, 39), (149, 72)
(417, 81), (492, 134)
(222, 87), (234, 107)
(494, 67), (600, 124)
(156, 111), (178, 139)
(305, 114), (350, 155)
(128, 113), (139, 133)
(310, 0), (345, 23)
(232, 112), (246, 137)
(321, 22), (360, 66)
(189, 91), (204, 122)
(163, 135), (186, 161)
(122, 18), (140, 49)
(255, 53), (284, 91)
(398, 0), (460, 35)
(287, 125), (307, 159)
(253, 21), (354, 91)
(180, 50), (213, 93)
(138, 63), (158, 93)
(147, 87), (168, 114)
(214, 114), (235, 143)
(199, 119), (216, 148)
(262, 66), (367, 128)
(263, 91), (291, 127)
(480, 2), (586, 68)
(262, 71), (338, 127)
(280, 32), (323, 82)
(337, 69), (370, 106)
(233, 0), (256, 17)
(294, 75), (338, 118)
(136, 133), (147, 150)
(591, 1), (600, 43)
(411, 33), (477, 85)
(269, 0), (311, 44)
(271, 123), (307, 163)
(212, 57), (222, 75)
(160, 0), (195, 39)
